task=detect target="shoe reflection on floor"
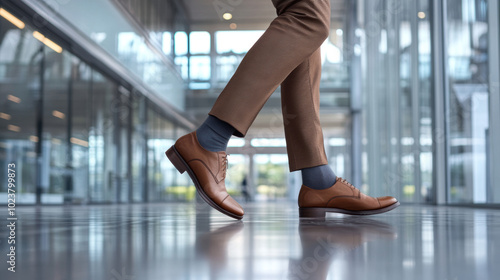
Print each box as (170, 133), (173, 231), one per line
(195, 219), (244, 278)
(288, 218), (398, 280)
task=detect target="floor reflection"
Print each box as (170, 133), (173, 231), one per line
(196, 221), (244, 278)
(1, 203), (500, 279)
(289, 218), (397, 280)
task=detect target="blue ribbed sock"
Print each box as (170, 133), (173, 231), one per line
(196, 115), (235, 152)
(301, 165), (337, 190)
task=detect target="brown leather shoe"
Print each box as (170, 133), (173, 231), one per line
(298, 177), (399, 217)
(165, 132), (244, 219)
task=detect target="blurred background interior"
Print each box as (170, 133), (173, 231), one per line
(0, 0), (499, 206)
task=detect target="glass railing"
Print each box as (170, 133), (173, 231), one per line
(192, 52), (351, 92)
(26, 0), (185, 110)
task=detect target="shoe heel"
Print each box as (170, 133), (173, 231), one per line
(299, 208), (326, 218)
(165, 146), (187, 174)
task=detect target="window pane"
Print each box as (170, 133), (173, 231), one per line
(190, 31), (210, 54)
(162, 32), (172, 55)
(446, 0), (489, 203)
(70, 58), (92, 204)
(215, 31), (264, 54)
(189, 56), (211, 80)
(254, 154), (288, 201)
(42, 50), (71, 203)
(174, 31), (188, 56)
(174, 56), (188, 80)
(0, 20), (42, 204)
(89, 71), (117, 203)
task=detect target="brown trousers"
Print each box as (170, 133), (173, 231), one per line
(209, 0), (331, 171)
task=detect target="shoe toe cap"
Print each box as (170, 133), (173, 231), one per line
(221, 195), (244, 217)
(377, 196), (398, 208)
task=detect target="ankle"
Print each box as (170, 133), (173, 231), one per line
(196, 115), (235, 152)
(301, 164), (337, 190)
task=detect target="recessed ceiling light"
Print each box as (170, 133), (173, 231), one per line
(33, 31), (63, 53)
(418, 12), (426, 19)
(0, 112), (11, 120)
(52, 110), (65, 119)
(7, 95), (21, 103)
(0, 8), (25, 29)
(71, 137), (89, 147)
(223, 13), (232, 20)
(7, 125), (20, 132)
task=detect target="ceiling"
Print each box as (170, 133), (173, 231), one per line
(183, 0), (348, 30)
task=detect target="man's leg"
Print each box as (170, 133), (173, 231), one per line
(209, 0), (331, 137)
(279, 30), (400, 217)
(280, 48), (337, 189)
(167, 0), (331, 219)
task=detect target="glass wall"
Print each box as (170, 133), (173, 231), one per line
(131, 92), (146, 202)
(0, 15), (41, 203)
(445, 0), (490, 203)
(70, 59), (92, 203)
(359, 0), (433, 202)
(146, 105), (193, 202)
(358, 0), (499, 205)
(225, 154), (249, 201)
(88, 71), (116, 203)
(42, 50), (70, 203)
(254, 154), (289, 201)
(0, 5), (190, 204)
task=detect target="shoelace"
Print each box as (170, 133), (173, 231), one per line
(338, 177), (356, 189)
(221, 154), (229, 179)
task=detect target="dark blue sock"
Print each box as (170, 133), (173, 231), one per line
(196, 115), (235, 152)
(301, 165), (337, 190)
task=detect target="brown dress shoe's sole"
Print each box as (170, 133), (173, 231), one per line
(299, 201), (400, 218)
(166, 146), (243, 220)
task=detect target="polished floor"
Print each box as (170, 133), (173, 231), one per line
(1, 202), (499, 280)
